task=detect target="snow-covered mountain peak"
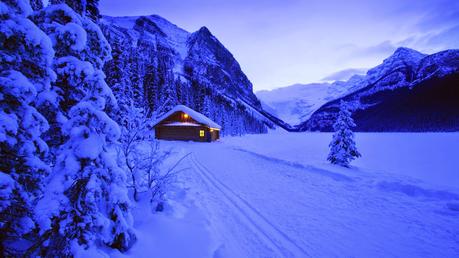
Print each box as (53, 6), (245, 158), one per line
(103, 15), (189, 36)
(186, 24), (255, 95)
(378, 47), (425, 69)
(383, 47), (426, 68)
(146, 15), (190, 44)
(148, 15), (190, 34)
(103, 15), (190, 62)
(197, 26), (211, 35)
(188, 26), (221, 47)
(392, 47), (425, 58)
(256, 82), (361, 125)
(366, 47), (427, 84)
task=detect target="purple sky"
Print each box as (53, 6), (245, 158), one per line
(100, 0), (459, 90)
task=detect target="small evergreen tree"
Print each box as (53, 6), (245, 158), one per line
(327, 101), (361, 167)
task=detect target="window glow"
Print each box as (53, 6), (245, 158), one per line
(199, 130), (205, 137)
(183, 113), (189, 119)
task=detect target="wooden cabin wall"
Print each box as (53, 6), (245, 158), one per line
(210, 130), (220, 141)
(156, 125), (215, 142)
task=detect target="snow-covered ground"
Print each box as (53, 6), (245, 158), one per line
(224, 131), (459, 189)
(117, 132), (459, 257)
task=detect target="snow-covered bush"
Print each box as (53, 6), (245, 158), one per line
(35, 101), (136, 255)
(327, 101), (361, 167)
(0, 0), (53, 255)
(116, 106), (175, 209)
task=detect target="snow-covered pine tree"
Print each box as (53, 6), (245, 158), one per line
(327, 100), (361, 167)
(0, 0), (54, 255)
(85, 0), (100, 22)
(143, 63), (159, 111)
(30, 0), (43, 11)
(31, 2), (116, 150)
(31, 3), (135, 255)
(102, 35), (135, 125)
(49, 0), (100, 21)
(160, 82), (178, 114)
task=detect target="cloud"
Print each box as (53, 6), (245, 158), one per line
(321, 68), (367, 82)
(350, 41), (398, 58)
(414, 5), (459, 31)
(392, 25), (459, 53)
(424, 25), (459, 49)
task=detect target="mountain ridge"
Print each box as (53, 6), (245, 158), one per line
(298, 47), (459, 131)
(101, 14), (287, 134)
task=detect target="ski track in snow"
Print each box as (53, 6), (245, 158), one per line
(189, 153), (309, 257)
(231, 146), (459, 202)
(231, 147), (355, 182)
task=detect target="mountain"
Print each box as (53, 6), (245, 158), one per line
(256, 75), (366, 125)
(298, 48), (459, 132)
(100, 15), (282, 135)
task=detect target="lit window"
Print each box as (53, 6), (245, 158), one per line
(183, 113), (189, 119)
(199, 130), (205, 137)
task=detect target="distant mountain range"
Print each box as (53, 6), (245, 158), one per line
(259, 47), (459, 132)
(298, 47), (459, 131)
(256, 75), (367, 125)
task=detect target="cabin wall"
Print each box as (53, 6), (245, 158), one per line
(155, 126), (218, 142)
(210, 130), (220, 141)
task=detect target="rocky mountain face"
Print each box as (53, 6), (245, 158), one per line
(298, 48), (459, 132)
(100, 15), (274, 135)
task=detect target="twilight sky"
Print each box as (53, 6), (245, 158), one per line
(100, 0), (459, 91)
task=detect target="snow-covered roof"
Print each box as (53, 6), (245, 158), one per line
(162, 122), (200, 127)
(152, 105), (221, 129)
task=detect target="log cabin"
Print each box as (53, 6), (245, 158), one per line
(152, 105), (221, 142)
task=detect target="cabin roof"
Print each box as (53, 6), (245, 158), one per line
(162, 122), (200, 127)
(152, 105), (222, 129)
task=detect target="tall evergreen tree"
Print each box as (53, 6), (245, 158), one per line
(30, 0), (43, 11)
(160, 80), (178, 114)
(0, 0), (54, 255)
(144, 63), (158, 111)
(102, 35), (134, 125)
(31, 3), (135, 255)
(49, 0), (100, 21)
(327, 101), (361, 167)
(85, 0), (100, 21)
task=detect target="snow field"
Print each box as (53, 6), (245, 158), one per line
(110, 132), (459, 257)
